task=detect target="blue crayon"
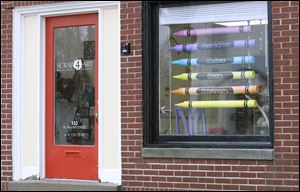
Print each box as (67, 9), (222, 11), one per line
(171, 56), (255, 66)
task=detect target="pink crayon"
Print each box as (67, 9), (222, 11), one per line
(173, 25), (251, 36)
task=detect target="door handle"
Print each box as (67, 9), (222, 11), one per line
(95, 112), (98, 122)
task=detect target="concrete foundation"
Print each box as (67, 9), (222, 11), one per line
(8, 179), (121, 191)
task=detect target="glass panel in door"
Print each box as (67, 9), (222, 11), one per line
(54, 25), (96, 145)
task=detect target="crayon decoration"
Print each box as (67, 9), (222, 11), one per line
(173, 71), (256, 81)
(173, 25), (251, 36)
(171, 56), (255, 66)
(175, 100), (257, 108)
(171, 85), (259, 96)
(170, 39), (256, 53)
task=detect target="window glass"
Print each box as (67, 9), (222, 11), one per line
(54, 25), (96, 145)
(158, 2), (270, 137)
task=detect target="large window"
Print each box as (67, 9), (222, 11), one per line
(143, 1), (273, 148)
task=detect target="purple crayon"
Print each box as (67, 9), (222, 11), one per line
(173, 25), (251, 36)
(170, 39), (256, 53)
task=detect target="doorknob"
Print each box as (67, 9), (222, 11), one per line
(95, 112), (98, 122)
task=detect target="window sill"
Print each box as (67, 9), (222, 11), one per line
(142, 148), (273, 160)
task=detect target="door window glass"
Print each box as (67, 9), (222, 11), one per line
(54, 25), (96, 145)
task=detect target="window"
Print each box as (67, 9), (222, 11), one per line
(143, 1), (273, 148)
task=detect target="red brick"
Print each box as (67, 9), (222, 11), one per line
(223, 185), (239, 190)
(207, 184), (222, 190)
(190, 172), (205, 177)
(143, 182), (157, 187)
(281, 6), (299, 13)
(257, 186), (275, 191)
(272, 1), (289, 7)
(144, 170), (159, 176)
(166, 165), (182, 170)
(215, 166), (231, 171)
(207, 172), (222, 177)
(158, 170), (173, 176)
(215, 178), (231, 184)
(174, 183), (189, 189)
(240, 185), (256, 190)
(284, 179), (299, 185)
(190, 184), (205, 189)
(174, 171), (189, 176)
(198, 178), (214, 183)
(151, 165), (166, 169)
(282, 19), (299, 25)
(182, 177), (198, 183)
(275, 186), (295, 191)
(198, 166), (214, 170)
(151, 176), (166, 182)
(249, 179), (266, 185)
(272, 13), (290, 19)
(158, 183), (173, 188)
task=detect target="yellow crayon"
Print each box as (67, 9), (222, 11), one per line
(173, 71), (255, 80)
(175, 100), (257, 108)
(171, 86), (259, 96)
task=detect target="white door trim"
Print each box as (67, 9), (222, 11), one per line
(12, 1), (121, 184)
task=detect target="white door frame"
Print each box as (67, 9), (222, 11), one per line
(12, 1), (121, 184)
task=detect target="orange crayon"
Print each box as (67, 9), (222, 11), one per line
(171, 85), (259, 96)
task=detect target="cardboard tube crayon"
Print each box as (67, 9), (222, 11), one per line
(173, 71), (256, 81)
(170, 39), (256, 52)
(173, 25), (251, 36)
(171, 86), (259, 96)
(171, 56), (255, 66)
(175, 100), (257, 108)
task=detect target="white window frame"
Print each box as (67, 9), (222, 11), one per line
(12, 1), (121, 184)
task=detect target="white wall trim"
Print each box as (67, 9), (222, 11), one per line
(13, 1), (119, 15)
(38, 14), (46, 180)
(117, 3), (122, 186)
(12, 1), (121, 184)
(12, 7), (23, 181)
(98, 8), (105, 183)
(21, 167), (39, 180)
(101, 169), (122, 185)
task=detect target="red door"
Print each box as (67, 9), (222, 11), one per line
(46, 13), (98, 180)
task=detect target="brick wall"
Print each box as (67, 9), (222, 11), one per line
(1, 1), (61, 191)
(1, 1), (299, 191)
(1, 2), (12, 191)
(120, 1), (299, 191)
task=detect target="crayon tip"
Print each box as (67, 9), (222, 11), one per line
(170, 46), (177, 51)
(173, 74), (187, 80)
(173, 30), (186, 36)
(171, 59), (186, 65)
(175, 101), (188, 108)
(171, 88), (180, 94)
(172, 58), (198, 65)
(171, 88), (185, 95)
(170, 45), (182, 52)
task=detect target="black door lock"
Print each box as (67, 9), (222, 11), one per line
(121, 41), (131, 55)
